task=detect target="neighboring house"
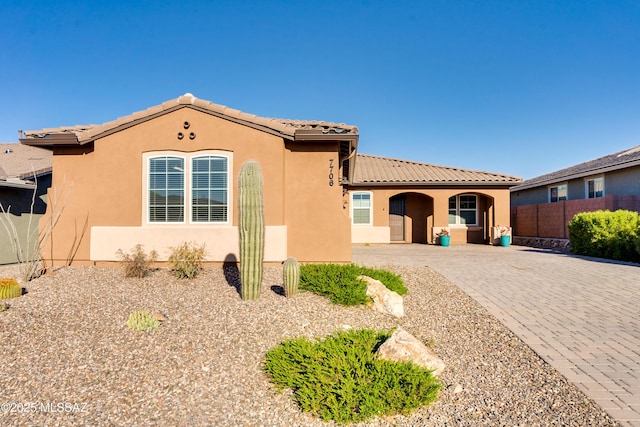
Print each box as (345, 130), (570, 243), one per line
(510, 145), (640, 239)
(349, 154), (520, 245)
(0, 143), (52, 264)
(19, 94), (519, 267)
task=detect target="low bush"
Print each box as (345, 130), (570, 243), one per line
(568, 210), (640, 262)
(116, 244), (158, 278)
(264, 328), (441, 424)
(168, 242), (206, 279)
(299, 264), (406, 306)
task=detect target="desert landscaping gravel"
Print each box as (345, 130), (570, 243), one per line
(0, 263), (619, 426)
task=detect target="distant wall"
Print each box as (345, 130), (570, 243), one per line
(0, 174), (51, 264)
(511, 194), (640, 238)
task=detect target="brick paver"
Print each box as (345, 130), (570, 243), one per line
(353, 244), (640, 427)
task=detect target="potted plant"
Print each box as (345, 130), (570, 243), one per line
(437, 228), (450, 247)
(496, 226), (511, 247)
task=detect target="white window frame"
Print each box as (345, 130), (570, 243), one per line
(585, 176), (604, 199)
(448, 194), (477, 226)
(143, 151), (232, 225)
(548, 183), (568, 203)
(351, 191), (372, 226)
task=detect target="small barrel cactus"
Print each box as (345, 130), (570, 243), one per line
(126, 310), (160, 332)
(238, 160), (265, 301)
(283, 257), (300, 297)
(0, 278), (22, 300)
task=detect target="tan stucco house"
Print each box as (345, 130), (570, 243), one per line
(20, 94), (521, 267)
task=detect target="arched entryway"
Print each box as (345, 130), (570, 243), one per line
(389, 193), (434, 243)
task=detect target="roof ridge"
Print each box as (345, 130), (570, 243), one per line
(22, 94), (358, 144)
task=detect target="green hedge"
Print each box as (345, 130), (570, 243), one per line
(568, 210), (640, 262)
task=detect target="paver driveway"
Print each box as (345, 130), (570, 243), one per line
(353, 243), (640, 427)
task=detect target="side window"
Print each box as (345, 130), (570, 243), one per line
(352, 192), (372, 225)
(586, 177), (604, 199)
(549, 184), (567, 202)
(149, 156), (185, 223)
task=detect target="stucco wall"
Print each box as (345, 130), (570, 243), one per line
(41, 108), (350, 265)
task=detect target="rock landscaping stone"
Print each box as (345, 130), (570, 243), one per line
(376, 327), (445, 376)
(360, 275), (405, 318)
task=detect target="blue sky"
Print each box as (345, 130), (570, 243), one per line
(1, 0), (638, 179)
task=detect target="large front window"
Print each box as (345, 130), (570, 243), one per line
(192, 156), (228, 222)
(149, 156), (185, 222)
(147, 153), (229, 224)
(448, 195), (477, 226)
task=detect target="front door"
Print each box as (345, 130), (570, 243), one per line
(389, 195), (406, 242)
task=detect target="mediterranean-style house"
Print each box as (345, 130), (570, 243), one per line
(0, 143), (52, 264)
(510, 145), (640, 239)
(19, 94), (521, 266)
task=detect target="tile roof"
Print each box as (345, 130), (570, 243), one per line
(512, 145), (640, 191)
(21, 93), (359, 145)
(0, 143), (52, 181)
(352, 154), (522, 186)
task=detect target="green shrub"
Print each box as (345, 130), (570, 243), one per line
(0, 278), (22, 300)
(168, 242), (206, 279)
(116, 244), (158, 278)
(264, 328), (441, 424)
(568, 210), (640, 262)
(299, 264), (406, 306)
(126, 310), (160, 332)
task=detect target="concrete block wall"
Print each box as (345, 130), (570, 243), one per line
(511, 194), (640, 239)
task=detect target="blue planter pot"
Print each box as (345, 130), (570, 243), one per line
(440, 235), (450, 247)
(500, 235), (510, 247)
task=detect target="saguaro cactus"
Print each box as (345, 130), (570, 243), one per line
(283, 257), (300, 297)
(238, 160), (265, 300)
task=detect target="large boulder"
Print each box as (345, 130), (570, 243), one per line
(359, 275), (405, 318)
(377, 327), (445, 376)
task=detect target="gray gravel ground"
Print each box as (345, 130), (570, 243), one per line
(0, 264), (619, 426)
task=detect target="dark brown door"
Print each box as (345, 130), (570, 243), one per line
(389, 195), (406, 241)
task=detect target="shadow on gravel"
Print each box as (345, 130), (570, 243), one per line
(223, 253), (241, 296)
(270, 285), (285, 296)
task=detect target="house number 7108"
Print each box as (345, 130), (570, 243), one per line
(329, 159), (334, 186)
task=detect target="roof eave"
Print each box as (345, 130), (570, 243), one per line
(0, 179), (36, 190)
(20, 134), (80, 147)
(349, 180), (521, 188)
(511, 159), (640, 192)
(294, 130), (359, 142)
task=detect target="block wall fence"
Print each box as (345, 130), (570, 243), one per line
(510, 194), (640, 239)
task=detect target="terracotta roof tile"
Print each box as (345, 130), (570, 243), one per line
(21, 93), (358, 144)
(0, 143), (52, 180)
(353, 154), (521, 185)
(512, 145), (640, 191)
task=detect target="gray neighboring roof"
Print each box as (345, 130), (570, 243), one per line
(0, 143), (52, 189)
(512, 145), (640, 192)
(20, 93), (359, 146)
(351, 154), (522, 186)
